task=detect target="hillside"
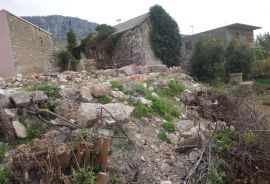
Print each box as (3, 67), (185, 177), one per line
(22, 15), (98, 39)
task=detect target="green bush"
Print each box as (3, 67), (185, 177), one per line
(191, 36), (225, 81)
(75, 168), (96, 184)
(133, 84), (146, 96)
(110, 81), (124, 91)
(133, 103), (153, 118)
(27, 121), (44, 140)
(256, 32), (270, 54)
(98, 96), (112, 104)
(149, 5), (181, 67)
(58, 50), (76, 71)
(225, 40), (255, 77)
(163, 121), (176, 132)
(158, 132), (170, 143)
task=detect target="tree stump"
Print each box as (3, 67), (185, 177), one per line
(0, 108), (15, 143)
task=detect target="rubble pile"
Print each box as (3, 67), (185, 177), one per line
(0, 64), (262, 183)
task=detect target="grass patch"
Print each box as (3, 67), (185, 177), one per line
(157, 81), (184, 97)
(146, 95), (180, 121)
(110, 80), (124, 91)
(133, 102), (153, 118)
(255, 76), (270, 86)
(98, 96), (112, 104)
(163, 121), (176, 132)
(242, 133), (256, 146)
(133, 84), (146, 96)
(74, 128), (91, 140)
(158, 132), (170, 143)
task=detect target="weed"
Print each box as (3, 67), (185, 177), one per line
(143, 79), (154, 86)
(74, 128), (91, 140)
(0, 146), (8, 163)
(18, 116), (27, 127)
(75, 168), (96, 184)
(158, 132), (171, 143)
(110, 80), (124, 91)
(163, 121), (176, 132)
(109, 173), (120, 183)
(242, 133), (256, 145)
(206, 162), (227, 184)
(133, 102), (153, 118)
(213, 128), (239, 154)
(28, 82), (60, 100)
(255, 76), (270, 86)
(0, 169), (13, 184)
(98, 96), (112, 104)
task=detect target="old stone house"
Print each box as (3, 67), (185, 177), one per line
(181, 23), (261, 71)
(0, 9), (54, 78)
(111, 13), (162, 67)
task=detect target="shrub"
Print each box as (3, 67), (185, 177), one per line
(67, 28), (77, 52)
(133, 103), (153, 118)
(252, 58), (270, 77)
(110, 81), (124, 91)
(58, 50), (76, 71)
(75, 168), (96, 184)
(74, 128), (91, 140)
(133, 84), (146, 96)
(256, 32), (270, 54)
(149, 5), (181, 67)
(191, 36), (225, 81)
(158, 132), (170, 143)
(98, 96), (112, 104)
(27, 121), (44, 140)
(225, 40), (255, 77)
(163, 121), (176, 132)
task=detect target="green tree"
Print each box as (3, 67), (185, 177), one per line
(191, 36), (225, 81)
(149, 5), (181, 67)
(225, 40), (255, 77)
(256, 32), (270, 53)
(67, 28), (77, 52)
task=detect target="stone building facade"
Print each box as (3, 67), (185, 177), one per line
(181, 23), (261, 72)
(0, 10), (54, 77)
(111, 13), (162, 67)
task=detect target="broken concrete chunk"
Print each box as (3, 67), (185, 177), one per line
(97, 128), (114, 137)
(161, 181), (172, 184)
(80, 86), (93, 102)
(4, 108), (17, 120)
(9, 92), (30, 106)
(12, 120), (27, 138)
(29, 90), (49, 102)
(77, 103), (134, 127)
(90, 83), (111, 97)
(138, 97), (152, 106)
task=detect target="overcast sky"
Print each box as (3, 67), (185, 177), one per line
(0, 0), (269, 36)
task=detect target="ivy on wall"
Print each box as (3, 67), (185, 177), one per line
(149, 5), (182, 67)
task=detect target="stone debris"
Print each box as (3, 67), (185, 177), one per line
(12, 120), (27, 138)
(90, 82), (111, 97)
(9, 91), (31, 106)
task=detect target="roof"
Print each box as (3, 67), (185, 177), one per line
(113, 13), (149, 34)
(226, 23), (261, 31)
(0, 9), (52, 36)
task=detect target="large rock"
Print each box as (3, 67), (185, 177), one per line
(90, 83), (111, 97)
(80, 87), (93, 102)
(145, 64), (167, 73)
(12, 121), (27, 138)
(176, 120), (194, 133)
(9, 92), (30, 106)
(119, 64), (139, 76)
(78, 103), (134, 127)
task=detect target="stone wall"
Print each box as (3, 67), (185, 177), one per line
(6, 12), (54, 75)
(112, 19), (161, 67)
